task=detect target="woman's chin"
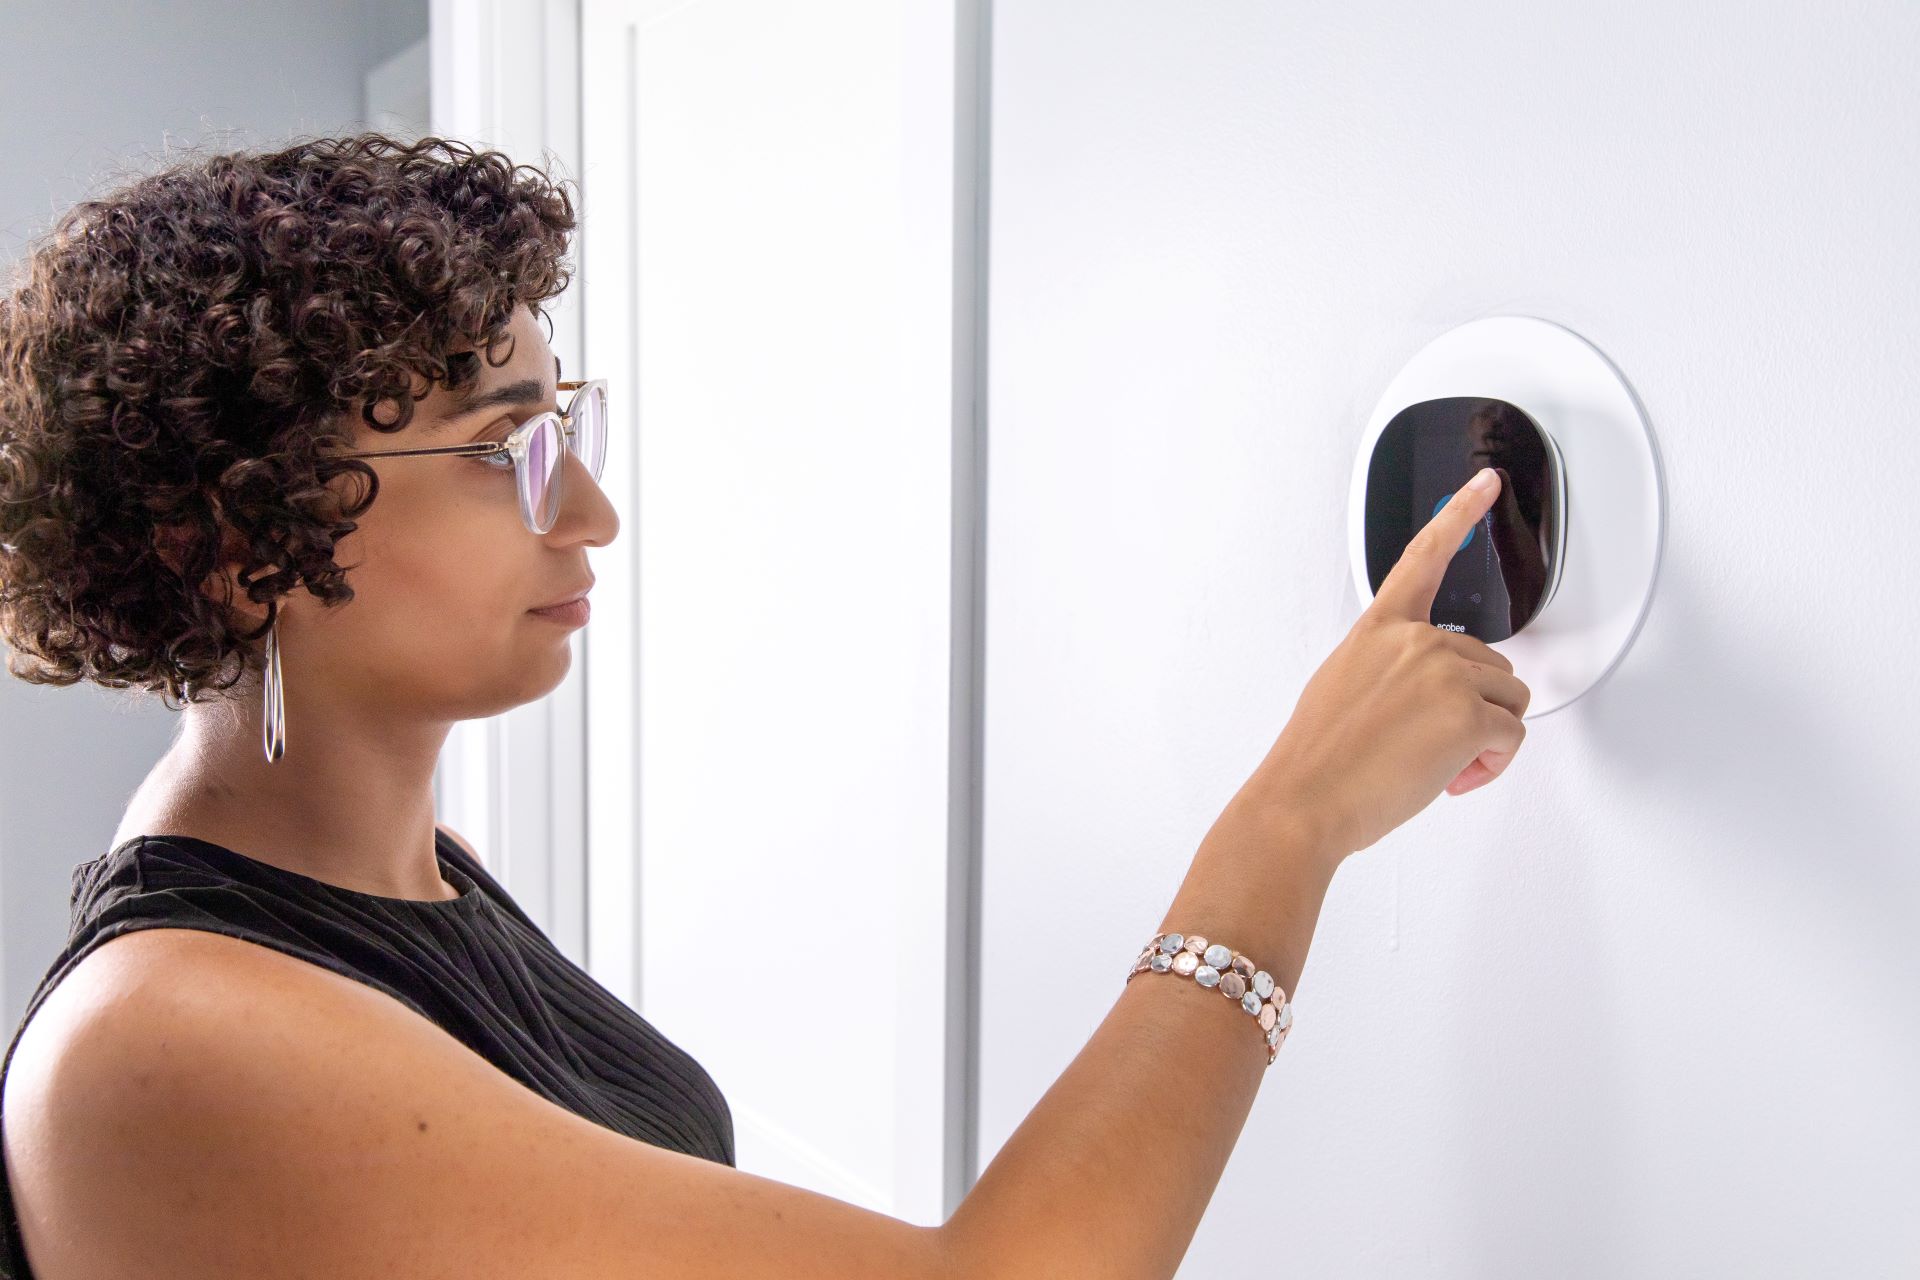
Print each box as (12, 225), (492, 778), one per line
(496, 633), (575, 707)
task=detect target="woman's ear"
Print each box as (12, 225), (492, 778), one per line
(152, 520), (276, 634)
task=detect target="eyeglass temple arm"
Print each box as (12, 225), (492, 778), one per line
(335, 441), (505, 461)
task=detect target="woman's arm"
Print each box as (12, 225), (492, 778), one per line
(940, 796), (1343, 1280)
(5, 802), (1335, 1280)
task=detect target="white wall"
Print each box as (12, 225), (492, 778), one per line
(976, 2), (1919, 1276)
(0, 0), (426, 1030)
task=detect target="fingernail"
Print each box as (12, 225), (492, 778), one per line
(1467, 466), (1497, 492)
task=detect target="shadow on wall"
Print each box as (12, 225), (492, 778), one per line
(1438, 552), (1920, 1272)
(1583, 557), (1920, 984)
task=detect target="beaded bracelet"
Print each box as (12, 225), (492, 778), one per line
(1127, 931), (1293, 1065)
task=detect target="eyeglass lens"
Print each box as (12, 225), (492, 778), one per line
(521, 383), (608, 534)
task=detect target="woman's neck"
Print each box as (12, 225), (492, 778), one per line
(114, 700), (458, 901)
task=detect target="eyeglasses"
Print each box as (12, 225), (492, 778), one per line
(333, 379), (608, 534)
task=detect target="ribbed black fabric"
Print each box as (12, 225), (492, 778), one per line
(0, 829), (734, 1280)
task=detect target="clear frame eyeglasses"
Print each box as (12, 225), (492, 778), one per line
(334, 379), (608, 534)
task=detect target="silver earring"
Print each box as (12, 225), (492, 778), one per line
(262, 611), (286, 763)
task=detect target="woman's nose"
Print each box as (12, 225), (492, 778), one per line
(547, 450), (620, 548)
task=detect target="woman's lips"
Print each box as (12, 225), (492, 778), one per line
(528, 596), (591, 626)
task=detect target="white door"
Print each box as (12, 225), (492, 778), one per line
(574, 0), (977, 1225)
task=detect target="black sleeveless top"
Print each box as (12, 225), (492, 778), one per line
(0, 829), (735, 1280)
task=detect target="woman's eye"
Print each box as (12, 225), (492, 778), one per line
(474, 422), (517, 469)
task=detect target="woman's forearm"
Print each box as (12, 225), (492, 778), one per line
(937, 794), (1345, 1280)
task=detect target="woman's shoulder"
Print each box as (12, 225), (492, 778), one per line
(1, 924), (460, 1278)
(3, 921), (351, 1187)
(3, 909), (764, 1280)
(13, 923), (285, 1059)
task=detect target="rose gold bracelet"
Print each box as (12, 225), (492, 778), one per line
(1127, 931), (1293, 1066)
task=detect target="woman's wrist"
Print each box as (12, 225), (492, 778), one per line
(1158, 790), (1345, 1008)
(1208, 785), (1349, 882)
(1244, 782), (1351, 871)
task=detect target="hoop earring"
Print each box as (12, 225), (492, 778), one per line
(262, 611), (286, 763)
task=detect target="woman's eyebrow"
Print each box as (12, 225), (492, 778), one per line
(443, 376), (553, 423)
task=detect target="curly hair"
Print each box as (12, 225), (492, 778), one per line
(0, 131), (577, 711)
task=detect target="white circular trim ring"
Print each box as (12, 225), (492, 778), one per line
(1347, 315), (1667, 718)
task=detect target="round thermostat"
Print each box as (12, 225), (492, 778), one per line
(1347, 316), (1665, 718)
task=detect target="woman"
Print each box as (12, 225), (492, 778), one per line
(0, 133), (1526, 1279)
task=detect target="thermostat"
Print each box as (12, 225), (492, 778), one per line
(1348, 316), (1665, 717)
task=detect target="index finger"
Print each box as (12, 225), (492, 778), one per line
(1368, 466), (1503, 622)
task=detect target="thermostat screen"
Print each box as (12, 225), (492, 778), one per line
(1364, 396), (1536, 641)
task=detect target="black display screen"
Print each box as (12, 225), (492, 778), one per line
(1363, 396), (1561, 642)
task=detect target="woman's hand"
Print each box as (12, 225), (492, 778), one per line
(1239, 467), (1532, 860)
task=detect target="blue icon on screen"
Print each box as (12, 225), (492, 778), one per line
(1432, 495), (1476, 552)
